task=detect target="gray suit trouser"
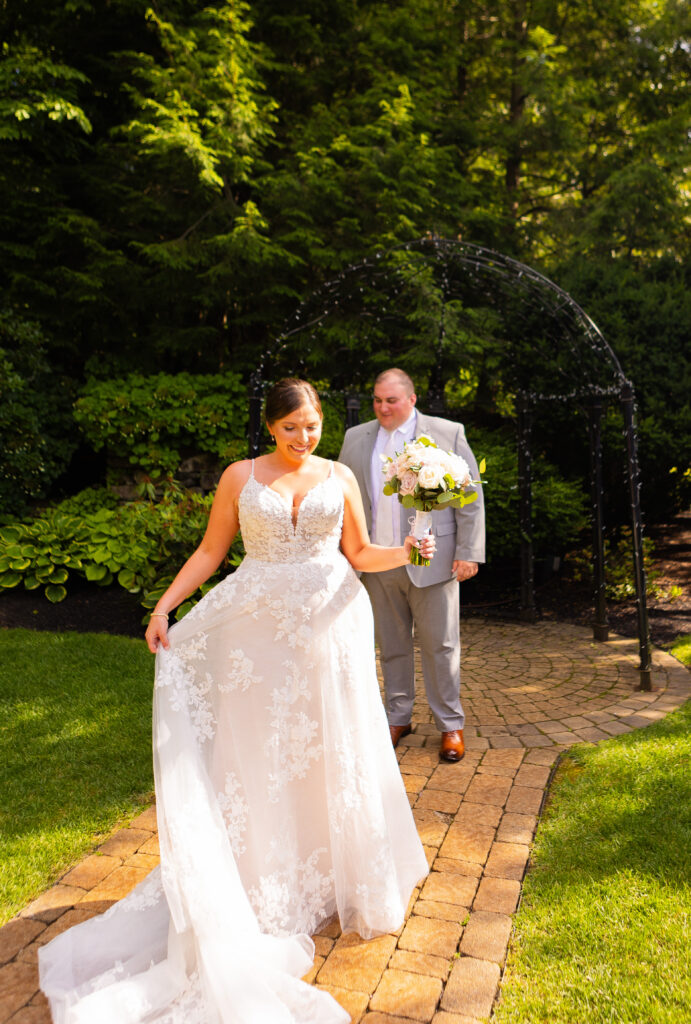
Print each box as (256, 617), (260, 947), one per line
(361, 567), (464, 732)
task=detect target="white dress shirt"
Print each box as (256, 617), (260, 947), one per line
(370, 410), (417, 546)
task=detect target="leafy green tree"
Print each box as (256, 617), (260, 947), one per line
(0, 312), (76, 516)
(0, 1), (280, 375)
(0, 0), (688, 520)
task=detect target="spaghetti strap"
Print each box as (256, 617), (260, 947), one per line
(328, 460), (334, 478)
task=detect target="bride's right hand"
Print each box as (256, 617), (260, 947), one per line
(145, 613), (170, 653)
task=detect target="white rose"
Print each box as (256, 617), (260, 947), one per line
(418, 463), (444, 489)
(447, 454), (471, 487)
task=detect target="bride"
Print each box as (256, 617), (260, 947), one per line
(39, 378), (433, 1024)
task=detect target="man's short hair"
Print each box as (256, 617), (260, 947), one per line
(374, 368), (416, 395)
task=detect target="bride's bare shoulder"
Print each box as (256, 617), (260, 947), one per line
(333, 461), (359, 496)
(216, 459), (253, 497)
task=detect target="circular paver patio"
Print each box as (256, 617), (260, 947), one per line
(1, 620), (688, 1024)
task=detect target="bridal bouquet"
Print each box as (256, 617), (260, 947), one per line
(382, 435), (483, 566)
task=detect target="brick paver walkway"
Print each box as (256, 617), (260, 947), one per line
(1, 620), (689, 1024)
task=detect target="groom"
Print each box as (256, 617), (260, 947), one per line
(338, 368), (485, 762)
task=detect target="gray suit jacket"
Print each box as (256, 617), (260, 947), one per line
(338, 413), (485, 588)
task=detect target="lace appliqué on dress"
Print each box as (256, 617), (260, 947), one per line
(117, 867), (164, 914)
(265, 660), (322, 803)
(248, 838), (335, 936)
(155, 634), (215, 744)
(220, 649), (262, 692)
(217, 772), (249, 857)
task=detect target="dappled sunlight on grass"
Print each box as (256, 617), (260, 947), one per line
(495, 701), (691, 1024)
(0, 629), (154, 924)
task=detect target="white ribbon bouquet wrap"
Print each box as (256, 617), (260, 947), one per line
(381, 434), (484, 566)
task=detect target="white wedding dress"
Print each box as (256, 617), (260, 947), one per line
(39, 461), (428, 1024)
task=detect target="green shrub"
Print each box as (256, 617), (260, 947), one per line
(0, 514), (89, 603)
(0, 485), (243, 618)
(564, 527), (662, 601)
(73, 372), (249, 478)
(317, 391), (347, 460)
(53, 486), (119, 516)
(471, 429), (589, 561)
(0, 312), (76, 517)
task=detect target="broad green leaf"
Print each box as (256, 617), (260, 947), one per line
(0, 572), (22, 588)
(85, 563), (108, 582)
(117, 569), (138, 591)
(45, 584), (67, 603)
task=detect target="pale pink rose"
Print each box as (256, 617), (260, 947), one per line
(383, 459), (397, 482)
(418, 463), (445, 489)
(399, 469), (418, 495)
(395, 451), (415, 472)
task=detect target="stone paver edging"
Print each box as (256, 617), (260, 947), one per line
(1, 620), (689, 1024)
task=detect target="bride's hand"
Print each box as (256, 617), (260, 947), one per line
(404, 533), (436, 560)
(145, 612), (170, 653)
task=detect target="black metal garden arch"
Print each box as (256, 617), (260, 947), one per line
(246, 238), (653, 690)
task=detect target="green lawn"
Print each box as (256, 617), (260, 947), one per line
(495, 698), (691, 1024)
(0, 628), (154, 925)
(670, 632), (691, 667)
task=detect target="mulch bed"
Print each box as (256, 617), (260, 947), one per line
(1, 513), (689, 649)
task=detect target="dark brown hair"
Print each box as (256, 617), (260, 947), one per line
(265, 378), (323, 425)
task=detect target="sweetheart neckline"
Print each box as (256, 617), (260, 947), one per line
(241, 472), (338, 534)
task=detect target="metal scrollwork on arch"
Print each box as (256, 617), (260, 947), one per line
(246, 237), (651, 690)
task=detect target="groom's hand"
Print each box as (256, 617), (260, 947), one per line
(452, 560), (478, 582)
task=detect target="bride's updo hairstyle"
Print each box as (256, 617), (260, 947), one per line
(265, 378), (323, 425)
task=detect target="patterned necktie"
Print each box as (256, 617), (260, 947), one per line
(375, 430), (397, 547)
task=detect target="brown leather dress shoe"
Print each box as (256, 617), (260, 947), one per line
(439, 729), (465, 762)
(389, 724), (412, 748)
